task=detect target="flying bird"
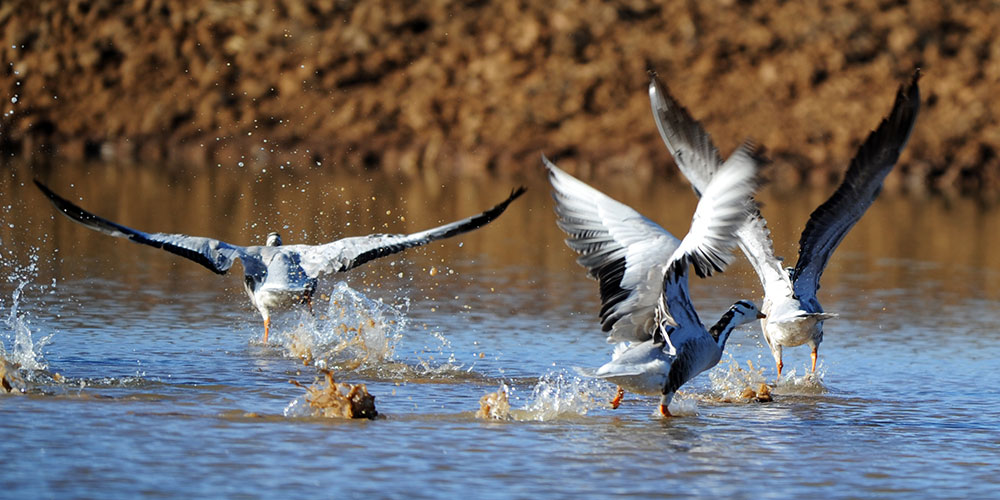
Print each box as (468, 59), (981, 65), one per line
(648, 70), (920, 377)
(544, 145), (765, 416)
(36, 180), (525, 343)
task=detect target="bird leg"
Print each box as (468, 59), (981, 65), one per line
(262, 317), (271, 344)
(776, 358), (783, 378)
(610, 386), (625, 409)
(810, 347), (818, 373)
(659, 404), (673, 417)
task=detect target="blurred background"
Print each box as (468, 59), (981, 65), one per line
(2, 0), (998, 195)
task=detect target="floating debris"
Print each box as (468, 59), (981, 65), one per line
(289, 369), (377, 419)
(476, 384), (512, 420)
(1, 358), (24, 393)
(738, 383), (773, 402)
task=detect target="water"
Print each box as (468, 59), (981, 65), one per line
(3, 162), (1000, 498)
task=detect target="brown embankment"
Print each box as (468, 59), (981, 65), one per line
(1, 1), (998, 194)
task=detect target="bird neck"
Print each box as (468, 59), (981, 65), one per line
(708, 311), (742, 349)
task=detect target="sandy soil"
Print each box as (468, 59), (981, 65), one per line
(2, 0), (998, 194)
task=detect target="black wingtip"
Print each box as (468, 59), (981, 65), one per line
(33, 178), (89, 220)
(33, 178), (58, 202)
(898, 68), (921, 112)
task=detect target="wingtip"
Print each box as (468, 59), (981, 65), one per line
(33, 178), (53, 196)
(32, 178), (66, 207)
(647, 72), (668, 103)
(900, 68), (921, 105)
(540, 153), (563, 178)
(734, 139), (771, 165)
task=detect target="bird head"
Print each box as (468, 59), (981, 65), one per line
(731, 299), (766, 323)
(265, 232), (282, 246)
(709, 300), (765, 349)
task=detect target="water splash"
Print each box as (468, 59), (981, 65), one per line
(279, 282), (407, 370)
(708, 355), (771, 402)
(484, 371), (616, 421)
(708, 354), (826, 400)
(772, 366), (827, 395)
(1, 252), (54, 392)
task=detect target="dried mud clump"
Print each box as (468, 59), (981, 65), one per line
(292, 369), (377, 420)
(738, 383), (773, 403)
(0, 359), (24, 394)
(2, 1), (1000, 193)
(476, 385), (512, 421)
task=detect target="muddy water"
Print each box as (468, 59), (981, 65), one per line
(2, 162), (999, 498)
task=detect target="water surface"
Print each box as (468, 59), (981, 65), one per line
(2, 162), (999, 498)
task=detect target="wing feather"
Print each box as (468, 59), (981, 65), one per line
(35, 180), (245, 274)
(661, 148), (764, 335)
(297, 187), (525, 277)
(649, 74), (723, 197)
(648, 76), (792, 298)
(792, 71), (921, 301)
(544, 155), (680, 343)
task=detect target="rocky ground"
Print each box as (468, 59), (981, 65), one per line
(2, 0), (998, 194)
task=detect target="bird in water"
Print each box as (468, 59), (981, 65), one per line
(36, 180), (525, 343)
(648, 70), (920, 378)
(544, 143), (765, 416)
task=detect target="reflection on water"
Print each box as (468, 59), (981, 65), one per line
(2, 160), (1000, 498)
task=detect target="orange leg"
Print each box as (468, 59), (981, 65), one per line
(776, 358), (783, 378)
(659, 404), (673, 417)
(610, 386), (625, 409)
(262, 317), (271, 344)
(810, 347), (818, 373)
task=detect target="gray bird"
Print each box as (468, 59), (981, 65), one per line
(649, 70), (920, 377)
(36, 180), (525, 343)
(545, 146), (764, 416)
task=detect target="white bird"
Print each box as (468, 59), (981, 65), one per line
(648, 70), (920, 377)
(544, 145), (765, 417)
(36, 180), (525, 343)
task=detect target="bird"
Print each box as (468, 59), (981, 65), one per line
(544, 143), (765, 417)
(648, 70), (920, 378)
(35, 180), (526, 343)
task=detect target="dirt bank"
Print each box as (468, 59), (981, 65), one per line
(2, 0), (998, 193)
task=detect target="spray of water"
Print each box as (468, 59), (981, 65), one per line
(475, 371), (619, 421)
(1, 242), (55, 392)
(279, 281), (408, 370)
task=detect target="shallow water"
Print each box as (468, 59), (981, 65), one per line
(3, 162), (1000, 498)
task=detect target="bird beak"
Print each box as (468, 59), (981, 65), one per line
(756, 312), (767, 319)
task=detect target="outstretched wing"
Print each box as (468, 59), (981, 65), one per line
(648, 75), (791, 299)
(791, 71), (921, 302)
(661, 147), (764, 334)
(648, 73), (724, 197)
(544, 155), (680, 344)
(296, 187), (525, 277)
(35, 180), (247, 275)
(672, 147), (765, 279)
